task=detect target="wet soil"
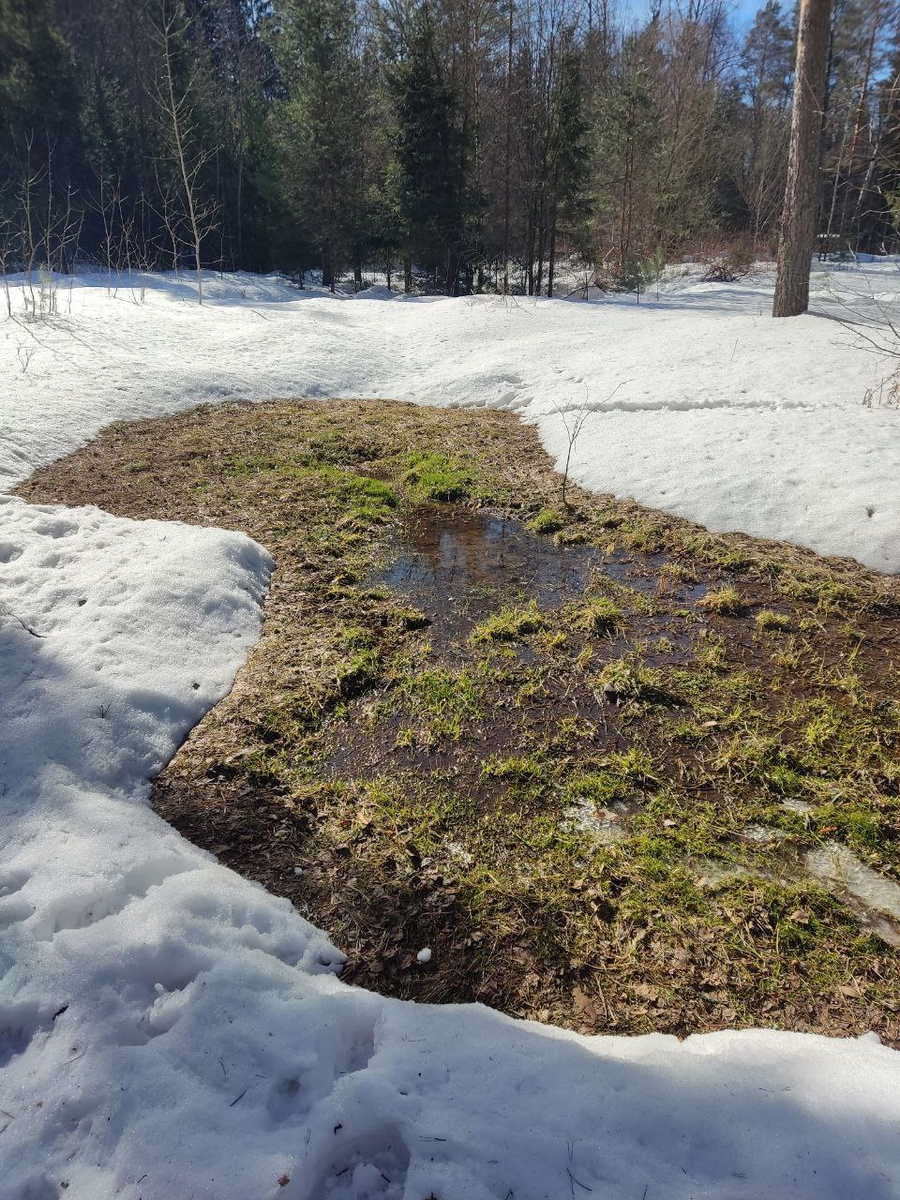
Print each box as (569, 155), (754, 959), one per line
(324, 506), (697, 809)
(373, 506), (704, 648)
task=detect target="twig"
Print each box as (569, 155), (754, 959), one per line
(0, 606), (44, 638)
(566, 1166), (591, 1194)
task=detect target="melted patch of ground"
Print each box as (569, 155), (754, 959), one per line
(17, 399), (900, 1043)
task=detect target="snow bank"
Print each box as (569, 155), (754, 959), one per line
(3, 267), (900, 1198)
(1, 263), (899, 570)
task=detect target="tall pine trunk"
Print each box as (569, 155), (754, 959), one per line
(773, 0), (832, 317)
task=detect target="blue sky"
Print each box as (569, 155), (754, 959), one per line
(730, 0), (768, 28)
(622, 0), (767, 33)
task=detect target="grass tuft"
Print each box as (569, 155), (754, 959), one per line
(572, 596), (625, 637)
(528, 507), (564, 535)
(698, 586), (742, 616)
(756, 609), (791, 632)
(472, 601), (546, 643)
(403, 452), (472, 502)
(595, 658), (676, 706)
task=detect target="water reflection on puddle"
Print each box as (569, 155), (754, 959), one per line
(373, 506), (695, 653)
(378, 510), (599, 603)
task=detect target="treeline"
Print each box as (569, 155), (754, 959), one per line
(1, 0), (898, 296)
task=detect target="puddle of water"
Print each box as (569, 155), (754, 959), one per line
(806, 842), (900, 946)
(376, 509), (598, 636)
(373, 506), (698, 654)
(328, 506), (700, 811)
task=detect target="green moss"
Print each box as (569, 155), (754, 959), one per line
(756, 609), (791, 632)
(403, 452), (472, 502)
(528, 507), (564, 535)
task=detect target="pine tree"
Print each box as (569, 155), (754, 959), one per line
(0, 0), (84, 270)
(389, 6), (470, 294)
(773, 0), (833, 316)
(546, 29), (590, 295)
(269, 0), (367, 288)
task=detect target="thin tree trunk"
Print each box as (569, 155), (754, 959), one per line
(526, 203), (536, 294)
(236, 153), (244, 268)
(535, 198), (546, 295)
(322, 235), (333, 291)
(848, 4), (881, 249)
(773, 0), (833, 317)
(445, 247), (460, 296)
(160, 16), (204, 305)
(823, 102), (852, 257)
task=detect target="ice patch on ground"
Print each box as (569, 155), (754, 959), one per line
(807, 843), (900, 921)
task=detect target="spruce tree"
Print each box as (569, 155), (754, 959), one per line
(268, 0), (366, 287)
(389, 6), (469, 295)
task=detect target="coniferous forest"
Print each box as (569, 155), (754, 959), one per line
(2, 0), (898, 295)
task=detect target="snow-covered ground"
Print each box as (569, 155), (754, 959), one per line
(2, 266), (900, 1199)
(3, 261), (900, 571)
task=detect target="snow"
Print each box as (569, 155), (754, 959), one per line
(2, 265), (900, 1198)
(2, 261), (899, 571)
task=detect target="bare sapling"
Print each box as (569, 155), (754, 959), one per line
(16, 143), (83, 321)
(551, 380), (627, 507)
(827, 261), (900, 406)
(0, 211), (13, 318)
(153, 2), (219, 304)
